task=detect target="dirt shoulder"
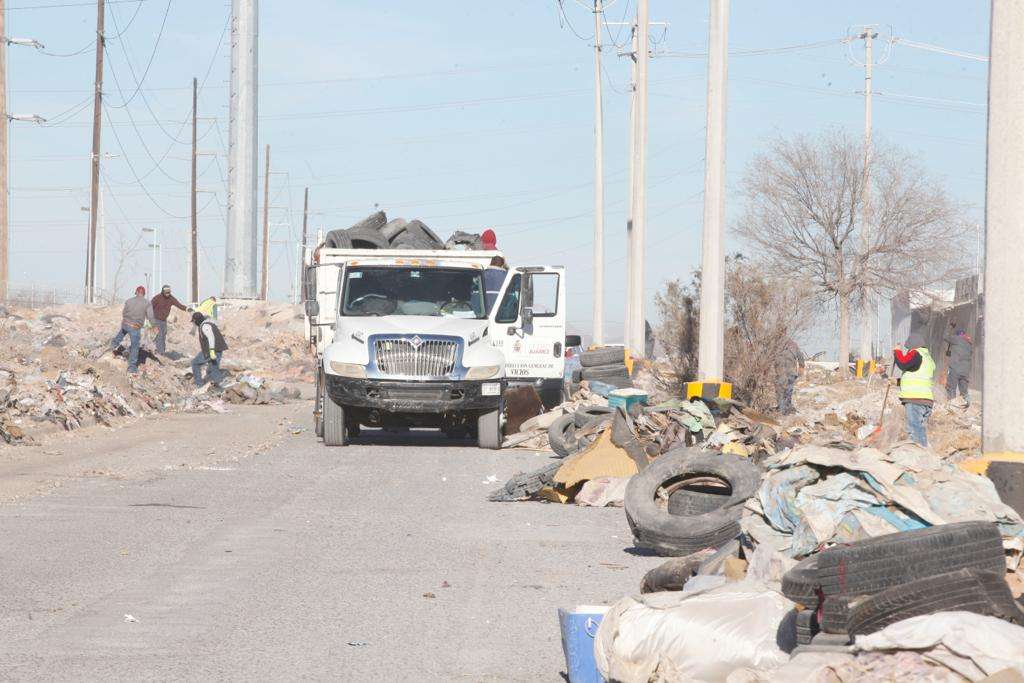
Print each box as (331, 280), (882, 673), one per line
(0, 400), (312, 504)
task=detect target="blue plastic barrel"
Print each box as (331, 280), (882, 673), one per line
(558, 605), (608, 683)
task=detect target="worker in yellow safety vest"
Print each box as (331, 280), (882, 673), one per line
(893, 332), (935, 447)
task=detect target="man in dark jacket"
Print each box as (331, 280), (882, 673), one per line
(190, 312), (228, 387)
(776, 337), (805, 415)
(483, 255), (507, 313)
(150, 285), (188, 355)
(943, 321), (974, 406)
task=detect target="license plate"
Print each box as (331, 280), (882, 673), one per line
(481, 382), (501, 396)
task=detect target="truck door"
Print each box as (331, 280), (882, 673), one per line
(488, 266), (566, 381)
(305, 262), (341, 355)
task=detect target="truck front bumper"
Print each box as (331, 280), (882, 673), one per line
(325, 376), (503, 414)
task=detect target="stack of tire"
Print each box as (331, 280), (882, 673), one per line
(624, 448), (762, 556)
(323, 211), (447, 251)
(579, 347), (632, 389)
(781, 521), (1024, 645)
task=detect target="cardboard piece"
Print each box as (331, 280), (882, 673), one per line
(554, 428), (639, 489)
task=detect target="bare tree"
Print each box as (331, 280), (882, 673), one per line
(736, 129), (968, 370)
(107, 231), (145, 305)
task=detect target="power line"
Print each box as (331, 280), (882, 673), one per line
(893, 37), (988, 62)
(656, 37), (847, 59)
(9, 0), (142, 9)
(105, 0), (172, 108)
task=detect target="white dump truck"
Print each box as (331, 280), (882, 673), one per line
(303, 246), (568, 449)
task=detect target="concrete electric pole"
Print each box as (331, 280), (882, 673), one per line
(260, 144), (270, 301)
(624, 22), (638, 352)
(697, 0), (730, 380)
(626, 0), (649, 355)
(85, 0), (105, 304)
(190, 77), (199, 303)
(591, 0), (605, 346)
(983, 0), (1024, 458)
(225, 0), (259, 299)
(299, 185), (308, 280)
(0, 3), (6, 303)
(857, 28), (878, 365)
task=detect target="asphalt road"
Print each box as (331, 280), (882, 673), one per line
(0, 402), (659, 681)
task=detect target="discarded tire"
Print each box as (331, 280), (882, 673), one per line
(666, 483), (732, 517)
(815, 521), (1006, 597)
(324, 211), (387, 248)
(581, 364), (629, 382)
(987, 461), (1024, 518)
(548, 414), (579, 457)
(345, 227), (390, 250)
(781, 555), (819, 606)
(624, 449), (761, 556)
(323, 229), (353, 249)
(846, 568), (1024, 635)
(573, 405), (614, 428)
(380, 218), (408, 240)
(348, 211), (388, 233)
(795, 610), (819, 645)
(819, 596), (852, 634)
(444, 230), (483, 250)
(488, 461), (561, 502)
(398, 219), (444, 249)
(580, 347), (624, 367)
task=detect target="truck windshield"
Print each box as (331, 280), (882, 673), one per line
(341, 266), (486, 319)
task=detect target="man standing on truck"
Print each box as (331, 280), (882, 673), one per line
(190, 312), (228, 387)
(484, 255), (508, 313)
(111, 285), (153, 374)
(150, 285), (188, 355)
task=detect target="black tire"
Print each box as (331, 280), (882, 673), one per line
(488, 461), (561, 502)
(588, 375), (633, 390)
(345, 227), (390, 250)
(581, 347), (625, 367)
(323, 229), (353, 249)
(547, 414), (579, 457)
(624, 449), (761, 556)
(573, 405), (614, 428)
(667, 487), (731, 516)
(581, 364), (629, 380)
(396, 219), (444, 249)
(781, 555), (819, 606)
(819, 596), (852, 634)
(847, 568), (1024, 636)
(477, 408), (501, 450)
(380, 218), (408, 240)
(640, 554), (707, 594)
(323, 395), (347, 447)
(795, 610), (819, 645)
(347, 211), (387, 233)
(816, 521), (1006, 597)
(987, 461), (1024, 518)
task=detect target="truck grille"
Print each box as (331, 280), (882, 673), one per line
(373, 336), (459, 378)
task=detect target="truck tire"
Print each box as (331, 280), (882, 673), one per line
(795, 609), (819, 645)
(323, 229), (353, 249)
(547, 414), (579, 457)
(488, 461), (561, 502)
(815, 521), (1006, 597)
(323, 395), (347, 447)
(847, 568), (1024, 635)
(345, 227), (389, 250)
(581, 347), (625, 367)
(477, 408), (501, 450)
(781, 555), (820, 606)
(820, 596), (852, 634)
(624, 449), (760, 556)
(347, 211), (387, 233)
(396, 219), (444, 249)
(380, 218), (408, 241)
(581, 364), (629, 381)
(666, 487), (731, 516)
(573, 405), (614, 428)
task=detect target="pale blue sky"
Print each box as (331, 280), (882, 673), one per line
(5, 1), (989, 350)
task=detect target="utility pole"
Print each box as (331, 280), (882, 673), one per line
(260, 144), (270, 301)
(299, 185), (308, 278)
(697, 0), (730, 380)
(85, 0), (105, 304)
(857, 27), (878, 365)
(190, 77), (199, 303)
(591, 0), (605, 345)
(0, 1), (7, 302)
(983, 0), (1024, 458)
(624, 22), (638, 348)
(627, 0), (649, 355)
(225, 0), (259, 299)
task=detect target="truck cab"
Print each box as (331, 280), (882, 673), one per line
(304, 247), (566, 449)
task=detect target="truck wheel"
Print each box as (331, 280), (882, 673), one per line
(323, 395), (348, 447)
(477, 409), (501, 450)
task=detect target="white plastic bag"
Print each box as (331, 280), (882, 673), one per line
(594, 580), (795, 682)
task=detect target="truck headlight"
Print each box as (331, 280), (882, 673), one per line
(329, 361), (366, 378)
(465, 365), (500, 380)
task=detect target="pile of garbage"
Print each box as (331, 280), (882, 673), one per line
(322, 210), (492, 251)
(0, 301), (312, 443)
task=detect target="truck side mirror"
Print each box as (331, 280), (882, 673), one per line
(304, 300), (320, 318)
(565, 334), (582, 347)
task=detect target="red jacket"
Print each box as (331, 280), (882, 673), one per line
(151, 293), (187, 321)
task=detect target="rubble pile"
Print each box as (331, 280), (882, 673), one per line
(0, 302), (312, 443)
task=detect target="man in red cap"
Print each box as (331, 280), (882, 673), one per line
(111, 285), (153, 373)
(481, 228), (497, 250)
